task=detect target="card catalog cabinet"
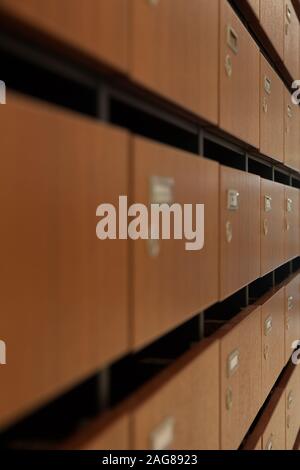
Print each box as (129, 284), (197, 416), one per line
(285, 366), (300, 449)
(284, 186), (299, 262)
(260, 0), (284, 59)
(284, 275), (300, 363)
(284, 0), (299, 79)
(262, 392), (286, 450)
(284, 88), (300, 171)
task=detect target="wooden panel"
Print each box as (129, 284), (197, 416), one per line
(0, 0), (128, 72)
(261, 179), (285, 275)
(247, 0), (260, 17)
(132, 137), (219, 350)
(220, 0), (260, 147)
(262, 392), (286, 450)
(261, 289), (285, 402)
(79, 415), (130, 451)
(130, 0), (219, 123)
(260, 0), (284, 59)
(284, 186), (300, 262)
(220, 307), (262, 450)
(284, 275), (300, 363)
(131, 341), (220, 450)
(254, 439), (262, 450)
(285, 366), (300, 449)
(220, 166), (260, 300)
(0, 93), (129, 428)
(284, 87), (300, 171)
(284, 0), (299, 79)
(260, 54), (284, 162)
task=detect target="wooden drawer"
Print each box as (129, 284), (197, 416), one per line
(260, 0), (284, 59)
(284, 186), (300, 262)
(284, 88), (300, 171)
(132, 137), (219, 350)
(220, 0), (260, 147)
(285, 366), (300, 449)
(284, 275), (300, 363)
(262, 392), (286, 450)
(284, 0), (299, 79)
(261, 288), (285, 401)
(0, 0), (128, 72)
(220, 166), (260, 300)
(220, 307), (262, 449)
(130, 0), (219, 123)
(260, 55), (284, 162)
(0, 93), (129, 428)
(261, 179), (285, 275)
(131, 340), (220, 450)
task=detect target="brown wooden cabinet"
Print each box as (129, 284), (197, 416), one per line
(261, 288), (285, 402)
(260, 0), (284, 59)
(260, 54), (284, 162)
(220, 0), (260, 147)
(284, 0), (299, 79)
(0, 93), (129, 428)
(262, 392), (286, 450)
(260, 179), (285, 275)
(132, 136), (219, 350)
(284, 275), (300, 363)
(131, 340), (220, 450)
(130, 0), (219, 123)
(285, 366), (300, 449)
(220, 307), (262, 450)
(284, 88), (300, 172)
(220, 166), (260, 300)
(284, 186), (300, 262)
(0, 0), (128, 72)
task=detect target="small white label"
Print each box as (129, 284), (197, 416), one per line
(150, 176), (174, 205)
(264, 195), (272, 212)
(150, 417), (175, 450)
(227, 189), (239, 210)
(287, 198), (293, 213)
(227, 349), (239, 377)
(264, 316), (273, 336)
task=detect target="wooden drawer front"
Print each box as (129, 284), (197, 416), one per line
(286, 366), (300, 449)
(284, 275), (300, 363)
(220, 166), (260, 300)
(79, 415), (130, 451)
(261, 289), (285, 401)
(0, 93), (129, 428)
(284, 88), (300, 171)
(132, 137), (219, 350)
(220, 307), (262, 449)
(130, 0), (219, 123)
(261, 179), (285, 275)
(0, 0), (128, 72)
(260, 0), (284, 59)
(132, 341), (220, 450)
(262, 393), (286, 450)
(284, 187), (300, 262)
(220, 0), (260, 147)
(260, 54), (284, 162)
(284, 0), (299, 79)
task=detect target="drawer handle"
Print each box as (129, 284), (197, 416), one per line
(226, 387), (233, 410)
(263, 344), (269, 360)
(148, 236), (160, 257)
(287, 414), (292, 429)
(287, 391), (294, 409)
(286, 4), (292, 23)
(265, 434), (273, 450)
(225, 54), (233, 77)
(264, 76), (271, 94)
(262, 97), (268, 113)
(287, 105), (292, 118)
(227, 25), (238, 54)
(263, 218), (269, 236)
(288, 296), (294, 311)
(285, 217), (290, 232)
(226, 221), (233, 243)
(150, 417), (175, 450)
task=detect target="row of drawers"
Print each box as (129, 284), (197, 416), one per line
(1, 0), (300, 159)
(0, 92), (299, 430)
(249, 0), (299, 79)
(64, 276), (300, 450)
(244, 362), (300, 450)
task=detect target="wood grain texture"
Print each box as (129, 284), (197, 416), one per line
(285, 365), (300, 449)
(284, 88), (300, 171)
(130, 0), (219, 123)
(220, 166), (260, 300)
(132, 137), (219, 350)
(284, 186), (300, 262)
(261, 288), (285, 402)
(220, 307), (262, 450)
(262, 392), (286, 450)
(219, 0), (260, 147)
(131, 340), (220, 450)
(0, 93), (129, 428)
(284, 275), (300, 363)
(260, 179), (285, 275)
(260, 0), (284, 59)
(0, 0), (128, 72)
(260, 54), (284, 162)
(284, 0), (299, 79)
(79, 415), (130, 451)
